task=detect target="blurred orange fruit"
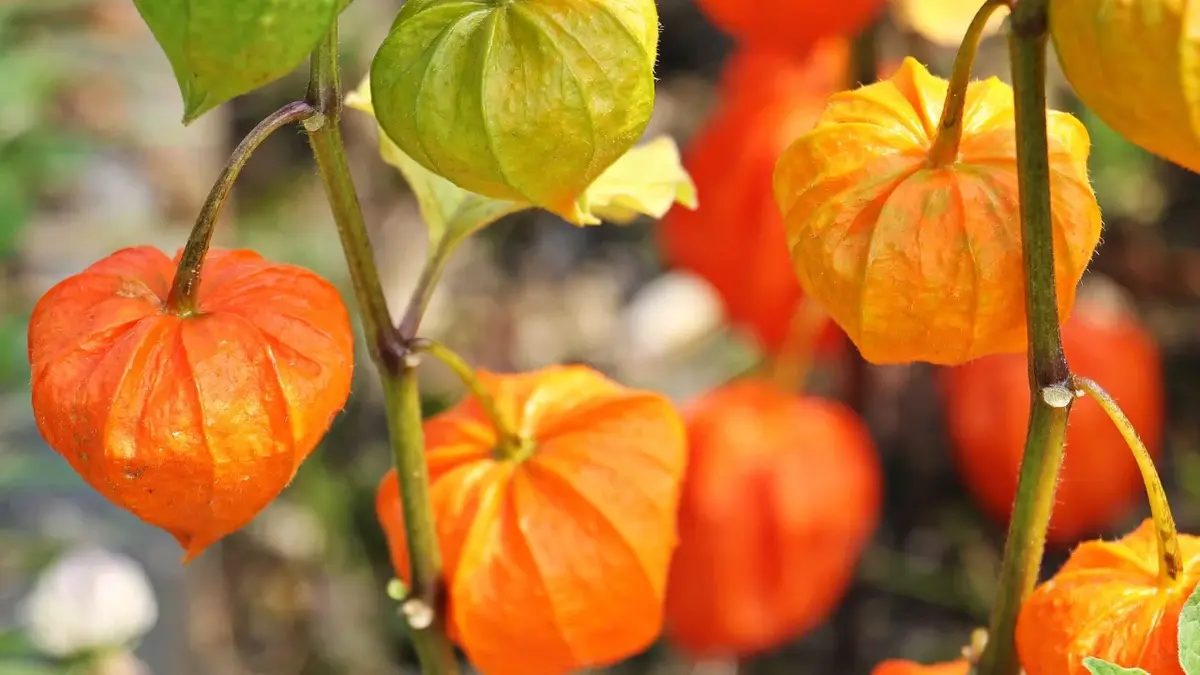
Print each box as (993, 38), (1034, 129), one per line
(872, 659), (971, 675)
(695, 0), (885, 55)
(942, 289), (1163, 544)
(664, 379), (881, 657)
(659, 41), (854, 358)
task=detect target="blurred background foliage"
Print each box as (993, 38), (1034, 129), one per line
(3, 1), (1200, 674)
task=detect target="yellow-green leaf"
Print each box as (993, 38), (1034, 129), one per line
(574, 135), (697, 225)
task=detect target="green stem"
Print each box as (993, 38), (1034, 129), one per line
(399, 237), (458, 340)
(410, 338), (524, 459)
(164, 101), (315, 316)
(1072, 375), (1182, 584)
(303, 22), (460, 675)
(978, 2), (1073, 674)
(928, 0), (1011, 167)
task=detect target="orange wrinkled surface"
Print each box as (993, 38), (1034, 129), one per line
(1017, 519), (1200, 675)
(1050, 0), (1200, 174)
(375, 365), (687, 675)
(664, 380), (881, 658)
(27, 246), (355, 561)
(871, 659), (970, 675)
(773, 58), (1102, 365)
(695, 0), (884, 55)
(659, 41), (851, 356)
(943, 294), (1163, 544)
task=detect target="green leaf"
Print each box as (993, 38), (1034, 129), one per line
(1180, 582), (1200, 674)
(1083, 657), (1151, 675)
(346, 77), (697, 247)
(130, 0), (352, 123)
(345, 79), (527, 253)
(575, 135), (697, 225)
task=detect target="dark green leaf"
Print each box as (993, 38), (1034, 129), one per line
(130, 0), (352, 122)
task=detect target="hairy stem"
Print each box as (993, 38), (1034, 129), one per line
(304, 22), (460, 675)
(165, 101), (315, 316)
(978, 2), (1073, 674)
(928, 0), (1011, 167)
(411, 338), (524, 458)
(1072, 375), (1181, 584)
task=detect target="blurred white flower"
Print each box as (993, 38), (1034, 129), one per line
(19, 546), (158, 658)
(621, 271), (725, 367)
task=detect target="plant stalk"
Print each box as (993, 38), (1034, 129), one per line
(1072, 375), (1181, 584)
(304, 22), (460, 675)
(928, 0), (1011, 167)
(399, 237), (458, 340)
(977, 2), (1073, 674)
(411, 337), (523, 457)
(164, 101), (315, 316)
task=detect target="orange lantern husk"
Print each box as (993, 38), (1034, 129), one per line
(660, 41), (851, 359)
(27, 246), (355, 561)
(772, 57), (1101, 365)
(663, 379), (881, 658)
(943, 292), (1164, 544)
(375, 365), (687, 675)
(871, 659), (970, 675)
(1017, 518), (1200, 675)
(695, 0), (885, 55)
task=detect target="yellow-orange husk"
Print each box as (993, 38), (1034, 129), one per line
(773, 58), (1102, 365)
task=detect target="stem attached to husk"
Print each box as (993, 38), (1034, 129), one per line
(978, 2), (1074, 674)
(928, 0), (1012, 167)
(304, 22), (460, 675)
(164, 101), (316, 316)
(1072, 375), (1182, 584)
(411, 338), (525, 459)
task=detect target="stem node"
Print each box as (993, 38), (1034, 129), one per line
(304, 20), (460, 675)
(1040, 384), (1073, 408)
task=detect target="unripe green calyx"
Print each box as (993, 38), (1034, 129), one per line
(369, 0), (659, 225)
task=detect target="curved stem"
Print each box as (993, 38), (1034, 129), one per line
(410, 338), (524, 459)
(1072, 375), (1181, 583)
(978, 2), (1073, 674)
(164, 101), (315, 316)
(303, 23), (460, 675)
(769, 296), (827, 394)
(927, 0), (1012, 167)
(399, 236), (458, 340)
